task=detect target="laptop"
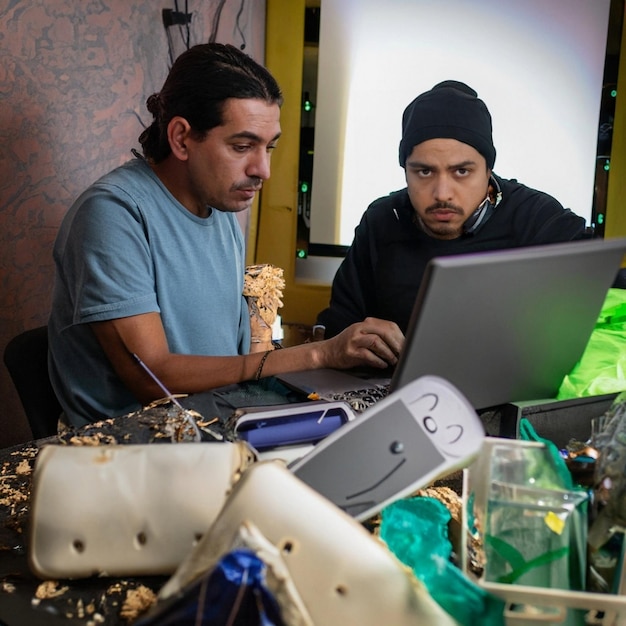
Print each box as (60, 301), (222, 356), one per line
(279, 237), (626, 411)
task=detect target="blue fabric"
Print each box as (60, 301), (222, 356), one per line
(49, 158), (250, 426)
(135, 549), (286, 626)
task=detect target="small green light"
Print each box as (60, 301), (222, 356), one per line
(604, 159), (610, 171)
(598, 214), (605, 225)
(304, 100), (312, 112)
(300, 182), (309, 193)
(611, 89), (617, 98)
(297, 249), (307, 259)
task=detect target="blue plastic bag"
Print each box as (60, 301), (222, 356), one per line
(135, 549), (286, 626)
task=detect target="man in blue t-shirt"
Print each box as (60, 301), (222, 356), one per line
(49, 43), (403, 427)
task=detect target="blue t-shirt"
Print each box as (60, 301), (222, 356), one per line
(49, 158), (251, 426)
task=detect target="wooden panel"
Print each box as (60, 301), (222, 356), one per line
(259, 0), (331, 325)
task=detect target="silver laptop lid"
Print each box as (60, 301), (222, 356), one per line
(391, 237), (626, 409)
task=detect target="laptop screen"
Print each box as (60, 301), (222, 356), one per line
(391, 237), (626, 409)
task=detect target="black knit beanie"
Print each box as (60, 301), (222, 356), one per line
(398, 80), (496, 169)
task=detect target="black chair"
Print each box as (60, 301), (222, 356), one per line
(4, 326), (62, 439)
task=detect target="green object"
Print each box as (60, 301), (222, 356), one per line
(379, 497), (505, 626)
(518, 418), (575, 491)
(558, 288), (626, 400)
(484, 534), (569, 584)
(492, 420), (589, 593)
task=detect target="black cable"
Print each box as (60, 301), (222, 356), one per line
(208, 0), (227, 43)
(185, 0), (190, 50)
(235, 0), (247, 50)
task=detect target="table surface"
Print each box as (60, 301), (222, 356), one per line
(0, 437), (173, 626)
(0, 381), (306, 626)
(0, 434), (185, 624)
(0, 377), (470, 625)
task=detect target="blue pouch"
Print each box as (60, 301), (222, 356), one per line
(135, 548), (286, 626)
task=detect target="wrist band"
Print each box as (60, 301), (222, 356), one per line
(255, 350), (272, 381)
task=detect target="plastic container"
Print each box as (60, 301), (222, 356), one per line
(462, 438), (626, 625)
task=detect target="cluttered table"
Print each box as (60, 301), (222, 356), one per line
(2, 376), (626, 626)
(0, 376), (475, 626)
(0, 439), (164, 625)
(0, 381), (308, 625)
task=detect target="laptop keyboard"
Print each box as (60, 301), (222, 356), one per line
(320, 383), (390, 413)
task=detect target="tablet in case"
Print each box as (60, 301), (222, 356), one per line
(234, 400), (355, 451)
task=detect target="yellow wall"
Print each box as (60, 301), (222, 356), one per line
(606, 9), (626, 240)
(258, 0), (331, 325)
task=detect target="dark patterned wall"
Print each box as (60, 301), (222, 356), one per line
(0, 0), (265, 447)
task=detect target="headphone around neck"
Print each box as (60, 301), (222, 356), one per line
(463, 175), (502, 235)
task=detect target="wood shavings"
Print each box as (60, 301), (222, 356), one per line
(0, 403), (216, 624)
(415, 486), (462, 523)
(197, 416), (219, 428)
(68, 433), (119, 446)
(106, 581), (125, 596)
(119, 584), (157, 622)
(243, 264), (285, 324)
(0, 446), (36, 517)
(58, 401), (208, 446)
(35, 580), (69, 599)
(244, 264), (285, 352)
(15, 459), (31, 475)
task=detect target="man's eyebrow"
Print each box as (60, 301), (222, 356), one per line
(228, 131), (282, 143)
(449, 159), (477, 169)
(405, 159), (433, 169)
(406, 159), (478, 169)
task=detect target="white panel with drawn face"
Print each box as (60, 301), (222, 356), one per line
(292, 375), (485, 520)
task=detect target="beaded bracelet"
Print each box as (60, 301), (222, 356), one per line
(255, 349), (272, 381)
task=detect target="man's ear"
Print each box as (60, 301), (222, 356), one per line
(167, 116), (192, 161)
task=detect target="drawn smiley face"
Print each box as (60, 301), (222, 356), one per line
(293, 375), (483, 519)
(407, 390), (467, 458)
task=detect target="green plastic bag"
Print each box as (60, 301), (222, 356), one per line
(558, 288), (626, 400)
(379, 497), (506, 626)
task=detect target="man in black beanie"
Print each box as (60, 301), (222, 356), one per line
(317, 80), (588, 337)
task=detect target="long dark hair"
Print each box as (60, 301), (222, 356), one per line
(138, 43), (283, 163)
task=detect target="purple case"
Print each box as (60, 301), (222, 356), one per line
(235, 402), (354, 451)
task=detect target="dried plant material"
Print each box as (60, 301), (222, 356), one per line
(244, 264), (285, 324)
(0, 446), (37, 521)
(68, 433), (119, 447)
(119, 584), (157, 621)
(244, 264), (285, 352)
(0, 404), (210, 623)
(1, 581), (16, 593)
(15, 459), (31, 475)
(87, 614), (106, 625)
(415, 486), (462, 523)
(35, 580), (69, 599)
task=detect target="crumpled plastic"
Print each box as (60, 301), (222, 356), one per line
(558, 288), (626, 400)
(379, 496), (505, 626)
(518, 418), (576, 491)
(588, 391), (626, 549)
(509, 419), (589, 592)
(134, 548), (287, 626)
